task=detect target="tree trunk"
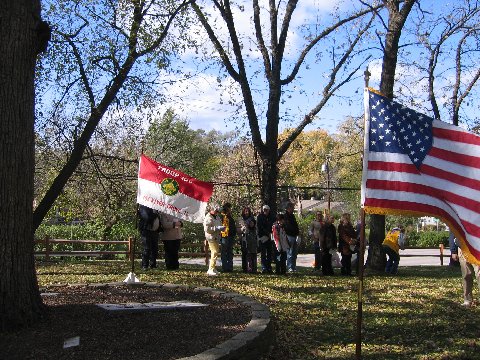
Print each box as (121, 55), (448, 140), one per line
(0, 0), (44, 330)
(260, 153), (279, 215)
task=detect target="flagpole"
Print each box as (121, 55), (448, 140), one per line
(355, 208), (366, 359)
(356, 68), (371, 360)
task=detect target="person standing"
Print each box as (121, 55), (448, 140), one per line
(284, 202), (300, 273)
(241, 206), (258, 273)
(220, 203), (236, 273)
(382, 225), (406, 275)
(272, 214), (289, 275)
(203, 204), (225, 276)
(337, 213), (357, 276)
(257, 205), (275, 274)
(452, 237), (480, 307)
(309, 211), (325, 272)
(138, 205), (163, 270)
(321, 214), (337, 275)
(160, 213), (183, 270)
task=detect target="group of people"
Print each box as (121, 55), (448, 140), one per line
(137, 205), (183, 271)
(138, 202), (480, 308)
(203, 202), (366, 277)
(203, 202), (301, 276)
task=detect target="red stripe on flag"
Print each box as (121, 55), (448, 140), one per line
(368, 161), (419, 174)
(366, 179), (480, 217)
(429, 147), (480, 169)
(139, 155), (213, 202)
(434, 127), (480, 146)
(420, 164), (480, 191)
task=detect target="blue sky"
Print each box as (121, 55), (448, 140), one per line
(155, 0), (479, 135)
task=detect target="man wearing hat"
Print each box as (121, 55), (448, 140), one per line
(203, 204), (225, 276)
(257, 205), (275, 274)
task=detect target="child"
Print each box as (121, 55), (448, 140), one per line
(271, 214), (289, 274)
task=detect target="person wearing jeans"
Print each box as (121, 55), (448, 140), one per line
(284, 202), (299, 273)
(220, 203), (236, 272)
(382, 225), (405, 275)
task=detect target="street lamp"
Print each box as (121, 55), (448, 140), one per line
(321, 155), (331, 214)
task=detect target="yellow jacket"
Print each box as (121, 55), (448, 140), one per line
(382, 228), (405, 254)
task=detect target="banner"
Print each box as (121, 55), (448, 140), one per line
(362, 88), (480, 265)
(137, 154), (214, 223)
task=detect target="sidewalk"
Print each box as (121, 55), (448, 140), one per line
(180, 248), (451, 268)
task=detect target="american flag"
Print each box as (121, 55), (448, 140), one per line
(362, 89), (480, 265)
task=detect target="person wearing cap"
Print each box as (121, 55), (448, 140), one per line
(257, 204), (275, 274)
(382, 224), (406, 275)
(203, 204), (225, 276)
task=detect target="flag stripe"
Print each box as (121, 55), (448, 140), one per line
(364, 198), (480, 259)
(364, 177), (480, 229)
(368, 157), (480, 200)
(421, 164), (480, 191)
(433, 124), (480, 146)
(429, 147), (480, 169)
(138, 178), (208, 223)
(138, 155), (213, 202)
(365, 178), (480, 225)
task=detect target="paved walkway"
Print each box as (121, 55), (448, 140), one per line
(180, 247), (451, 268)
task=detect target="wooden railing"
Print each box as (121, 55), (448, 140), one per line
(34, 237), (210, 262)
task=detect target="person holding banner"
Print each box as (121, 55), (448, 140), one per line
(138, 205), (163, 270)
(160, 213), (183, 270)
(203, 204), (225, 276)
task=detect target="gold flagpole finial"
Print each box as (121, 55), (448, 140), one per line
(364, 68), (371, 88)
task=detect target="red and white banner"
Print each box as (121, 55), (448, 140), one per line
(137, 154), (214, 223)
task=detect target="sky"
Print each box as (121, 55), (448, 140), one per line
(154, 0), (479, 135)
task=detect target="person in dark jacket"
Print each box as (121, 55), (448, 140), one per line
(337, 213), (357, 275)
(284, 202), (300, 273)
(256, 205), (275, 274)
(220, 203), (236, 272)
(138, 205), (163, 270)
(321, 214), (337, 275)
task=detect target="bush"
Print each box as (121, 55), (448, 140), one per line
(406, 231), (449, 247)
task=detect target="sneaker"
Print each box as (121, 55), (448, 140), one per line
(462, 300), (472, 307)
(206, 269), (217, 276)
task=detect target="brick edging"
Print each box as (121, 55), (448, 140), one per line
(177, 286), (274, 360)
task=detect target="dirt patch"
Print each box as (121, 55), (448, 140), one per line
(1, 284), (251, 360)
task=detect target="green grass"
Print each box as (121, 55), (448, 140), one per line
(36, 261), (480, 360)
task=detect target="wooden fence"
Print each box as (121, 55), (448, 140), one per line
(34, 238), (449, 266)
(34, 237), (210, 263)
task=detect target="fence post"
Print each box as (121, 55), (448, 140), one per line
(439, 244), (444, 266)
(128, 237), (133, 262)
(45, 236), (50, 261)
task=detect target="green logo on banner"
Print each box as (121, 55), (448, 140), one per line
(161, 178), (179, 196)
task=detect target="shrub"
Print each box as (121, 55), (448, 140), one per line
(406, 231), (449, 247)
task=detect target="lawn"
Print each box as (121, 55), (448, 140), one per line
(36, 260), (479, 360)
